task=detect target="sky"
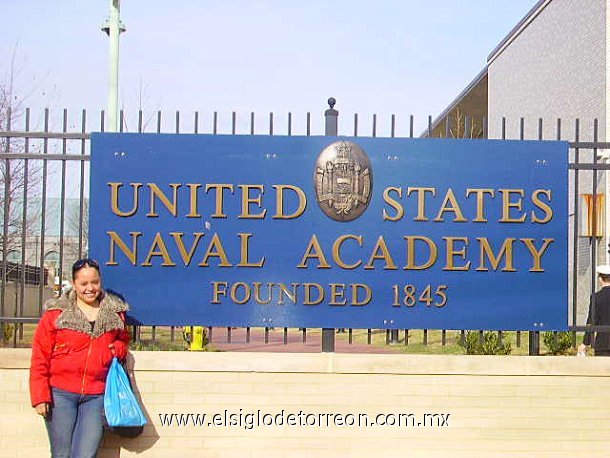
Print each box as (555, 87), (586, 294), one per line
(0, 0), (539, 135)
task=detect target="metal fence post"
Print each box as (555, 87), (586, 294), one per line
(1, 108), (12, 326)
(529, 331), (540, 355)
(325, 97), (338, 136)
(322, 97), (338, 352)
(389, 329), (399, 344)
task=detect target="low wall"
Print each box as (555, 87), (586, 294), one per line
(2, 349), (610, 457)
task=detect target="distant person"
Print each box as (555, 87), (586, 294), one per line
(30, 258), (130, 457)
(579, 265), (610, 356)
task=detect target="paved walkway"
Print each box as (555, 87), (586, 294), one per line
(207, 327), (400, 353)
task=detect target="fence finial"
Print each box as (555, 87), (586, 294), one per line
(325, 97), (338, 136)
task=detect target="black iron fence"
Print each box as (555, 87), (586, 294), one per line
(1, 100), (608, 354)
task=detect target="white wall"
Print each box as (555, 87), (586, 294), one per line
(488, 0), (606, 142)
(3, 349), (610, 457)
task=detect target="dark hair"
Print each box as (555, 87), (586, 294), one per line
(72, 258), (100, 279)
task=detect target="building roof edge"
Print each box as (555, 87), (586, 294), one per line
(487, 0), (552, 65)
(421, 66), (488, 137)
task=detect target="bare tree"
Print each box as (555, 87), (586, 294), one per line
(121, 76), (160, 132)
(447, 107), (484, 139)
(65, 198), (89, 261)
(0, 46), (42, 260)
(0, 43), (62, 273)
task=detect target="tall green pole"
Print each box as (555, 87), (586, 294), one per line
(102, 0), (125, 132)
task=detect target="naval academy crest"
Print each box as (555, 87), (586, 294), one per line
(314, 141), (373, 222)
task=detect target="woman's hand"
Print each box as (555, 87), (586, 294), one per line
(34, 402), (50, 417)
(109, 341), (128, 360)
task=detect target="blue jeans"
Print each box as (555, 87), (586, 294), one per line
(45, 387), (105, 458)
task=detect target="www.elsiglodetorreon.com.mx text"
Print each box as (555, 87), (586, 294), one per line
(158, 410), (451, 430)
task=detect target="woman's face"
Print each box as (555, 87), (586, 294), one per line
(72, 266), (102, 306)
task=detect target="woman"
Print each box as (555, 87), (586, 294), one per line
(30, 258), (130, 457)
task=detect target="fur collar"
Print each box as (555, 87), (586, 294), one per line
(45, 290), (128, 337)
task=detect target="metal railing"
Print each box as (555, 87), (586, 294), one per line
(1, 100), (607, 354)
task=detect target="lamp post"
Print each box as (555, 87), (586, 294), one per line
(101, 0), (126, 132)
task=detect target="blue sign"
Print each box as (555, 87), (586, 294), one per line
(90, 133), (568, 330)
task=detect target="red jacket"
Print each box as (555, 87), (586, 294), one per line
(29, 291), (130, 407)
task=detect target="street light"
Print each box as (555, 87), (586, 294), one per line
(101, 0), (126, 133)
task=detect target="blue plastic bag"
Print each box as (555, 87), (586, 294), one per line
(104, 357), (147, 427)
